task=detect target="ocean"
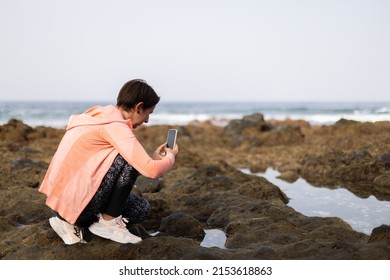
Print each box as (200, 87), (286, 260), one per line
(0, 101), (390, 128)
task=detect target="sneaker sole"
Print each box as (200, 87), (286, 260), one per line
(49, 217), (81, 245)
(89, 224), (142, 244)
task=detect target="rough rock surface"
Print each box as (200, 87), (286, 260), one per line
(0, 116), (389, 260)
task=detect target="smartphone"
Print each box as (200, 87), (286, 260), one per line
(166, 129), (178, 149)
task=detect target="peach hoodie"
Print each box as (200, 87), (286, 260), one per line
(39, 105), (175, 224)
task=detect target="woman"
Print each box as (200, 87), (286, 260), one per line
(39, 79), (179, 245)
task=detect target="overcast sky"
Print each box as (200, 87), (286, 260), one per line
(0, 0), (389, 102)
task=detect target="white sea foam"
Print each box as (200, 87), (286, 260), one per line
(1, 101), (390, 128)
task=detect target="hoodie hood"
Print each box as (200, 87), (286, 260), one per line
(66, 105), (133, 130)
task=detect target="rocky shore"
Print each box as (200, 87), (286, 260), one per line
(0, 115), (389, 260)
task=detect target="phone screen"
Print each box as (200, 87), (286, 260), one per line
(166, 129), (177, 149)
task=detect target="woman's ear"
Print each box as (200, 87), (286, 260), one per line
(134, 102), (144, 113)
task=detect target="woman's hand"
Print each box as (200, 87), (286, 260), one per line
(152, 142), (179, 160)
(166, 142), (179, 157)
(152, 143), (167, 160)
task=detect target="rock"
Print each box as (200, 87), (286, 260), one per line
(277, 170), (299, 183)
(223, 113), (271, 145)
(1, 119), (390, 260)
(260, 126), (304, 146)
(368, 225), (390, 245)
(373, 172), (390, 188)
(375, 153), (390, 162)
(135, 176), (164, 193)
(11, 158), (48, 169)
(224, 113), (268, 135)
(349, 150), (371, 160)
(160, 212), (205, 239)
(127, 223), (153, 239)
(238, 177), (289, 204)
(248, 163), (268, 173)
(0, 119), (33, 143)
(335, 118), (359, 126)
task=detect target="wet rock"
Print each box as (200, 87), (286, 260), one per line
(224, 113), (268, 135)
(141, 197), (170, 230)
(259, 126), (304, 146)
(368, 225), (390, 245)
(135, 177), (164, 193)
(301, 150), (382, 190)
(11, 158), (48, 169)
(376, 153), (390, 162)
(248, 163), (268, 173)
(277, 170), (299, 183)
(1, 119), (390, 260)
(373, 172), (390, 188)
(376, 153), (390, 172)
(349, 150), (371, 160)
(160, 212), (205, 239)
(0, 119), (33, 143)
(127, 224), (152, 239)
(238, 177), (289, 203)
(223, 113), (271, 145)
(335, 118), (360, 127)
(224, 114), (304, 148)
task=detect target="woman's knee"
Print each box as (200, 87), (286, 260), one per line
(123, 194), (150, 223)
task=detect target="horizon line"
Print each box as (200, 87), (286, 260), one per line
(1, 99), (390, 104)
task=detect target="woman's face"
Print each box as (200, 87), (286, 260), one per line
(132, 105), (155, 129)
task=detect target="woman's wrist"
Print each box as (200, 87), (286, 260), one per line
(165, 151), (175, 159)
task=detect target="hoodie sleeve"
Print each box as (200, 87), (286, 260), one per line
(100, 122), (175, 178)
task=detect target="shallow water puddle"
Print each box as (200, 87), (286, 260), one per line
(149, 230), (227, 248)
(242, 168), (390, 235)
(200, 229), (227, 249)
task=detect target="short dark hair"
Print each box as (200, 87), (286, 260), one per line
(116, 79), (160, 111)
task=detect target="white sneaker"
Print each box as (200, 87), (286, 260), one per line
(49, 216), (84, 245)
(89, 214), (142, 244)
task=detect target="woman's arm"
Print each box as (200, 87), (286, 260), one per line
(101, 122), (175, 178)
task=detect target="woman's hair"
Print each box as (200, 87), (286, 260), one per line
(116, 79), (160, 111)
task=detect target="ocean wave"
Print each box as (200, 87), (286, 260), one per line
(375, 107), (390, 114)
(1, 101), (390, 128)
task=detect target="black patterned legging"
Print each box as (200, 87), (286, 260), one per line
(75, 154), (150, 228)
